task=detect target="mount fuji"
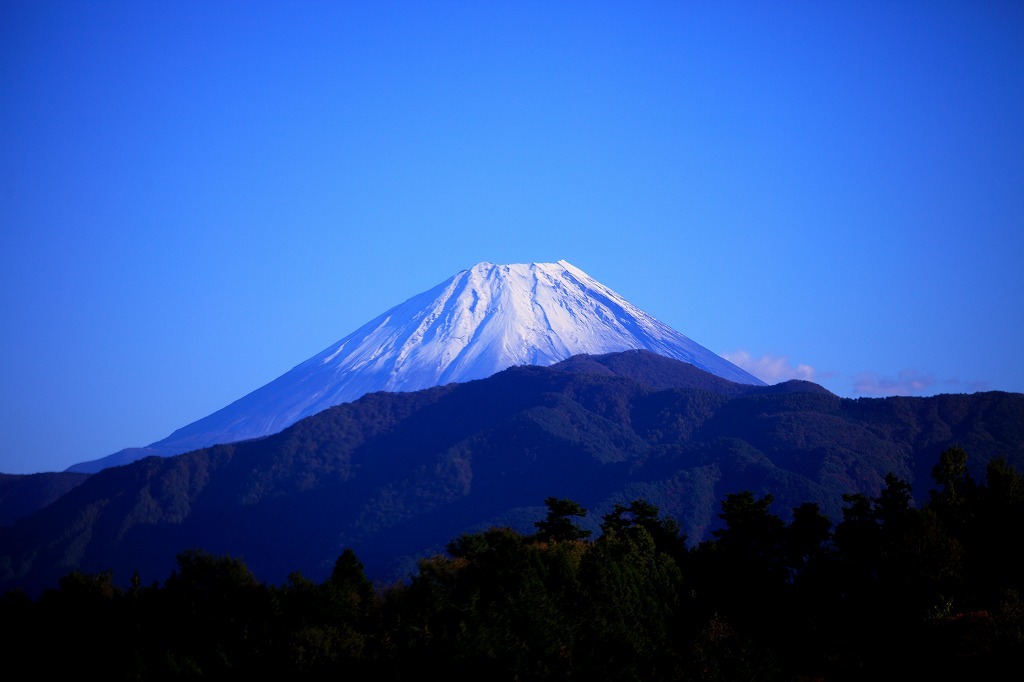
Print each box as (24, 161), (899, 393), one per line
(67, 260), (763, 473)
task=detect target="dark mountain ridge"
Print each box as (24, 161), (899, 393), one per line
(2, 350), (1021, 597)
(0, 472), (90, 526)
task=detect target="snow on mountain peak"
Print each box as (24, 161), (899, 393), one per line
(67, 260), (765, 472)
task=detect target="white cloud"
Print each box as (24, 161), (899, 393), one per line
(944, 378), (991, 393)
(724, 353), (991, 398)
(722, 350), (816, 384)
(853, 369), (935, 397)
(853, 370), (990, 397)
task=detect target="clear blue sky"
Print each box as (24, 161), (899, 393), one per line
(3, 1), (1022, 474)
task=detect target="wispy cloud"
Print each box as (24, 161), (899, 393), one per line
(944, 378), (991, 393)
(853, 370), (990, 397)
(853, 369), (934, 397)
(722, 350), (816, 384)
(725, 351), (991, 397)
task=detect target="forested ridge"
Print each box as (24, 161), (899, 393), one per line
(4, 353), (1023, 599)
(2, 446), (1021, 680)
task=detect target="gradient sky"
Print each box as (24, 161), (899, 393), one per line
(3, 1), (1023, 474)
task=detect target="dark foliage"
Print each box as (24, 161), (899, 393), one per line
(3, 447), (1022, 680)
(0, 471), (90, 525)
(1, 351), (1022, 599)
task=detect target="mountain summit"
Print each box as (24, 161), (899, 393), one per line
(68, 260), (763, 473)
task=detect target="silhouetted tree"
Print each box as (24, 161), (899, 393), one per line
(535, 496), (592, 543)
(154, 549), (274, 676)
(5, 448), (1023, 680)
(930, 445), (977, 531)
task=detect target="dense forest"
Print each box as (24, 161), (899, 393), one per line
(2, 446), (1021, 680)
(4, 355), (1023, 598)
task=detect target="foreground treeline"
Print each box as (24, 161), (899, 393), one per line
(3, 446), (1023, 680)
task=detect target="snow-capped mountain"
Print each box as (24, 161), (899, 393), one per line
(67, 260), (763, 473)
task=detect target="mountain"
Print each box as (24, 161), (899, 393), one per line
(0, 472), (90, 526)
(4, 351), (1021, 597)
(67, 261), (763, 473)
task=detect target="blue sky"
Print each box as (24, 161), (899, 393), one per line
(3, 1), (1022, 474)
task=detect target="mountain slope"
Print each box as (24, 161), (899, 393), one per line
(0, 472), (90, 526)
(68, 261), (762, 473)
(5, 352), (1021, 597)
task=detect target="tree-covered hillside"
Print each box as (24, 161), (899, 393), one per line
(1, 352), (1022, 597)
(2, 350), (1024, 602)
(4, 447), (1022, 680)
